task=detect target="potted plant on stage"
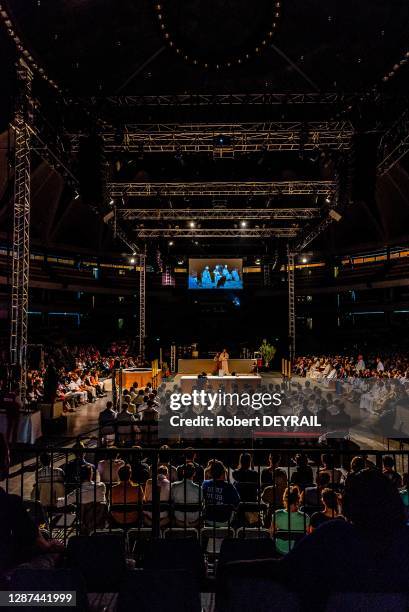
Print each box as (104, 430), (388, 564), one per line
(259, 339), (276, 371)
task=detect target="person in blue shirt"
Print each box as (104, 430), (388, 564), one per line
(202, 460), (240, 525)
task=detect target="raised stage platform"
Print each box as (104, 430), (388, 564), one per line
(180, 374), (262, 393)
(178, 358), (256, 375)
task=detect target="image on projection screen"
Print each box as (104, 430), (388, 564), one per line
(188, 258), (243, 289)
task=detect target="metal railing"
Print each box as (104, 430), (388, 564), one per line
(4, 446), (409, 568)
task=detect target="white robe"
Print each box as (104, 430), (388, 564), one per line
(220, 351), (229, 375)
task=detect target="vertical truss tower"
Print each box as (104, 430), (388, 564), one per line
(139, 252), (146, 359)
(287, 248), (296, 362)
(10, 58), (33, 397)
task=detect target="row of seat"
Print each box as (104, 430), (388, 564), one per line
(8, 563), (407, 611)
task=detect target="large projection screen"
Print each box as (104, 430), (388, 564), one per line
(188, 258), (243, 289)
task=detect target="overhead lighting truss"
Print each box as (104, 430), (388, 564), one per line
(102, 93), (359, 107)
(69, 121), (353, 152)
(109, 180), (336, 198)
(119, 208), (320, 220)
(133, 228), (298, 238)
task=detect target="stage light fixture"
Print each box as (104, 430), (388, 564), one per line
(109, 198), (114, 205)
(301, 256), (308, 263)
(74, 191), (80, 200)
(325, 196), (331, 204)
(189, 221), (195, 228)
(168, 241), (174, 246)
(177, 258), (184, 265)
(255, 258), (261, 265)
(130, 257), (136, 264)
(241, 221), (247, 227)
(329, 209), (342, 222)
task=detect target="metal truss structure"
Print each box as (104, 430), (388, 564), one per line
(378, 107), (409, 176)
(287, 249), (296, 361)
(133, 228), (298, 238)
(295, 214), (335, 252)
(109, 180), (336, 198)
(119, 207), (320, 221)
(10, 58), (33, 396)
(69, 121), (354, 153)
(139, 253), (146, 359)
(170, 345), (176, 373)
(102, 93), (359, 107)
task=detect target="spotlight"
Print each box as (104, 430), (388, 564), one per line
(109, 198), (114, 205)
(189, 221), (195, 228)
(255, 258), (261, 265)
(74, 191), (80, 200)
(241, 221), (247, 228)
(168, 241), (174, 246)
(130, 257), (136, 264)
(177, 258), (184, 265)
(325, 196), (331, 204)
(194, 241), (199, 245)
(301, 257), (308, 264)
(329, 209), (342, 222)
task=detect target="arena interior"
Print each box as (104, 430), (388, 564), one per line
(2, 2), (409, 611)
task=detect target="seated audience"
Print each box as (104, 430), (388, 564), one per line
(176, 448), (205, 484)
(144, 465), (171, 526)
(280, 469), (409, 612)
(63, 441), (97, 493)
(290, 454), (314, 489)
(110, 464), (144, 526)
(261, 452), (288, 491)
(171, 462), (202, 526)
(382, 455), (403, 488)
(232, 452), (259, 502)
(0, 434), (63, 574)
(61, 464), (107, 534)
(309, 488), (342, 531)
(97, 452), (125, 484)
(271, 486), (310, 554)
(98, 400), (117, 428)
(32, 452), (65, 507)
(202, 460), (240, 526)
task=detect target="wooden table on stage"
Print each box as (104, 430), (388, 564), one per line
(180, 374), (262, 393)
(178, 358), (256, 375)
(116, 368), (161, 389)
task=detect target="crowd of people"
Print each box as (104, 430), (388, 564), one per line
(3, 430), (409, 610)
(293, 353), (409, 380)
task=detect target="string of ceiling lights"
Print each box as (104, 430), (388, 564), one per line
(382, 48), (409, 84)
(154, 1), (282, 70)
(0, 1), (61, 92)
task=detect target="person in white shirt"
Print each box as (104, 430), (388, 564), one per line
(67, 376), (87, 404)
(60, 464), (107, 506)
(97, 454), (125, 485)
(376, 357), (385, 372)
(171, 463), (202, 526)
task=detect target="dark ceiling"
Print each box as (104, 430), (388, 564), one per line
(1, 0), (409, 261)
(3, 0), (409, 95)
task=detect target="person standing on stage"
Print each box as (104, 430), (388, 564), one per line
(201, 266), (212, 287)
(220, 349), (230, 375)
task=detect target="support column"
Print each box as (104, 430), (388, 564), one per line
(287, 247), (296, 362)
(10, 58), (33, 398)
(139, 252), (146, 359)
